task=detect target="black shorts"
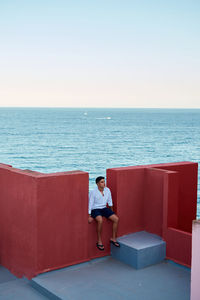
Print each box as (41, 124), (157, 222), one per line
(91, 207), (115, 219)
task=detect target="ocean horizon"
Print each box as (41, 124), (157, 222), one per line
(0, 107), (199, 217)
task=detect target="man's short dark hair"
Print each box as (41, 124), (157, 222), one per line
(96, 176), (105, 184)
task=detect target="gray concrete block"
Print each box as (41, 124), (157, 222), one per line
(111, 231), (166, 269)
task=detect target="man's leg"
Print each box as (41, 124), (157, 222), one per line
(95, 215), (103, 246)
(108, 214), (119, 242)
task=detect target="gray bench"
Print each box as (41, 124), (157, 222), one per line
(111, 231), (166, 269)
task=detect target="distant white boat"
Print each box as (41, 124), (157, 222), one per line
(96, 117), (112, 120)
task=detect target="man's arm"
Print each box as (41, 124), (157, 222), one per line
(107, 188), (113, 209)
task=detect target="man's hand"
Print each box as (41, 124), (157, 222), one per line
(88, 216), (94, 224)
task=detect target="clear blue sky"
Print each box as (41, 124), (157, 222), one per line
(0, 0), (199, 108)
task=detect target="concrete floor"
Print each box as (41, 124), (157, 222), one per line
(31, 257), (191, 300)
(0, 266), (47, 300)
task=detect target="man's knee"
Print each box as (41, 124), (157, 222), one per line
(110, 214), (119, 223)
(96, 216), (103, 223)
(114, 215), (119, 223)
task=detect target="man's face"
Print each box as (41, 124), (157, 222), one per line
(97, 179), (106, 189)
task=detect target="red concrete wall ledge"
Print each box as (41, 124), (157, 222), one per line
(0, 164), (90, 278)
(0, 164), (114, 279)
(0, 161), (198, 278)
(107, 161), (198, 267)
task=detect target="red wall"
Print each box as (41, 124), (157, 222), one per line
(107, 162), (198, 267)
(107, 167), (145, 236)
(163, 171), (179, 230)
(0, 161), (198, 277)
(36, 172), (89, 273)
(36, 172), (111, 270)
(165, 228), (192, 267)
(0, 164), (116, 278)
(144, 168), (166, 236)
(0, 166), (38, 278)
(153, 162), (198, 233)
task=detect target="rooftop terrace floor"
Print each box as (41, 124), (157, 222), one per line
(0, 257), (191, 300)
(0, 266), (47, 299)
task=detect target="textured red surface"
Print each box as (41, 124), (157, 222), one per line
(0, 161), (198, 278)
(144, 168), (166, 236)
(107, 161), (198, 267)
(0, 165), (91, 278)
(0, 165), (38, 278)
(36, 173), (89, 273)
(165, 227), (192, 267)
(107, 168), (145, 236)
(155, 163), (198, 233)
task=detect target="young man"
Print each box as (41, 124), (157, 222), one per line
(88, 176), (120, 250)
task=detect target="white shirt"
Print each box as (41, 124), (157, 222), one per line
(88, 186), (113, 214)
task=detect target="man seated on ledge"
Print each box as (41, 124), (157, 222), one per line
(88, 176), (120, 251)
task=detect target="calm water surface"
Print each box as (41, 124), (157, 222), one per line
(0, 108), (199, 217)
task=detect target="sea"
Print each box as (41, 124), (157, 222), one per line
(0, 107), (199, 218)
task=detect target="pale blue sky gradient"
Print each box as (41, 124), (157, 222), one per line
(0, 0), (199, 107)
